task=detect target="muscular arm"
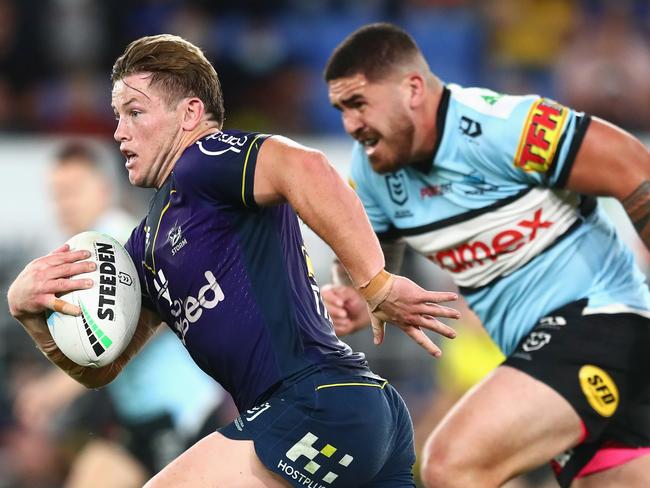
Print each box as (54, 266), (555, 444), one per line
(254, 135), (384, 286)
(254, 136), (458, 355)
(7, 244), (161, 388)
(15, 307), (160, 389)
(565, 117), (650, 248)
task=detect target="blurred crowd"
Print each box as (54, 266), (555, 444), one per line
(0, 0), (649, 137)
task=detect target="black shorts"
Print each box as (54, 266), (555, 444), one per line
(504, 299), (650, 487)
(221, 369), (416, 487)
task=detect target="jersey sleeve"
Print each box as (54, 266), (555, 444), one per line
(466, 94), (591, 188)
(181, 131), (271, 209)
(124, 222), (156, 311)
(348, 143), (393, 235)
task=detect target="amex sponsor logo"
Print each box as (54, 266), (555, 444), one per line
(430, 208), (552, 274)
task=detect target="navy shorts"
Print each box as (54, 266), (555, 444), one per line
(221, 369), (416, 487)
(505, 299), (650, 487)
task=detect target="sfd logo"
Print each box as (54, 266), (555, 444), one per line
(579, 365), (619, 417)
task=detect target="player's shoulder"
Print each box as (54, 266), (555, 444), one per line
(446, 83), (539, 121)
(174, 129), (272, 206)
(182, 129), (270, 168)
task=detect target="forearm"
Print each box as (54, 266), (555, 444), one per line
(622, 180), (650, 251)
(332, 239), (405, 285)
(17, 311), (157, 389)
(18, 314), (110, 388)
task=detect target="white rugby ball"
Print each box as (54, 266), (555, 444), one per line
(46, 231), (141, 368)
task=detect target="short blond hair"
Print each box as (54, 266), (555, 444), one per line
(112, 34), (225, 125)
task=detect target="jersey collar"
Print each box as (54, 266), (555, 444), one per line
(412, 85), (450, 174)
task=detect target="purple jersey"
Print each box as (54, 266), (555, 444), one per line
(125, 130), (373, 411)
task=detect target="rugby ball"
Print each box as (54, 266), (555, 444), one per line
(46, 231), (141, 368)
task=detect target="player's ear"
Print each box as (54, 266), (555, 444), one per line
(405, 73), (425, 109)
(180, 97), (205, 131)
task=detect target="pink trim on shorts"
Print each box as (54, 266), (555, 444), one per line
(578, 420), (588, 444)
(576, 441), (650, 478)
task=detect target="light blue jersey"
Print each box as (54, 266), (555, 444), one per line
(350, 84), (650, 355)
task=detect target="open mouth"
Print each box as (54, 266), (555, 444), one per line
(122, 150), (138, 166)
(358, 134), (380, 154)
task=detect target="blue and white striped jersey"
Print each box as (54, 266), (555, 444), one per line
(350, 84), (650, 355)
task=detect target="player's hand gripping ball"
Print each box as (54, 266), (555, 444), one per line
(47, 231), (141, 368)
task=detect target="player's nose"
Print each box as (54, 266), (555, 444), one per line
(342, 111), (364, 136)
(113, 118), (130, 142)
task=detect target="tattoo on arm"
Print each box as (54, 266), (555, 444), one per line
(622, 180), (650, 250)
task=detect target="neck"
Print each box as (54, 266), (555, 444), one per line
(154, 122), (221, 188)
(411, 81), (444, 162)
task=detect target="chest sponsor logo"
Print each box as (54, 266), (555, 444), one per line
(522, 331), (551, 352)
(152, 269), (225, 344)
(514, 99), (568, 173)
(278, 432), (354, 486)
(579, 365), (619, 417)
(459, 116), (482, 138)
(385, 172), (408, 205)
(430, 208), (552, 273)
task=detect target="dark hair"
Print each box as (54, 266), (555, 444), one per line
(324, 23), (421, 82)
(55, 141), (100, 168)
(112, 34), (225, 126)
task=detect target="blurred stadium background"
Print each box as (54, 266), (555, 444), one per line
(0, 0), (649, 487)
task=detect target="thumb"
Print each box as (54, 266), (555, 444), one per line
(370, 312), (385, 345)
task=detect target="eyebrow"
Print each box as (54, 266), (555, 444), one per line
(332, 94), (364, 110)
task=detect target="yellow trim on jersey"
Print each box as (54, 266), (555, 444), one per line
(316, 380), (388, 391)
(144, 189), (176, 275)
(241, 134), (265, 207)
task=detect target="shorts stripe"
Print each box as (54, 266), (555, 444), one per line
(315, 380), (388, 391)
(576, 442), (650, 478)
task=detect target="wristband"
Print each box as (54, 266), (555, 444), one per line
(358, 269), (394, 311)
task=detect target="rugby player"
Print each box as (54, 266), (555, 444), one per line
(322, 23), (650, 487)
(7, 34), (461, 487)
